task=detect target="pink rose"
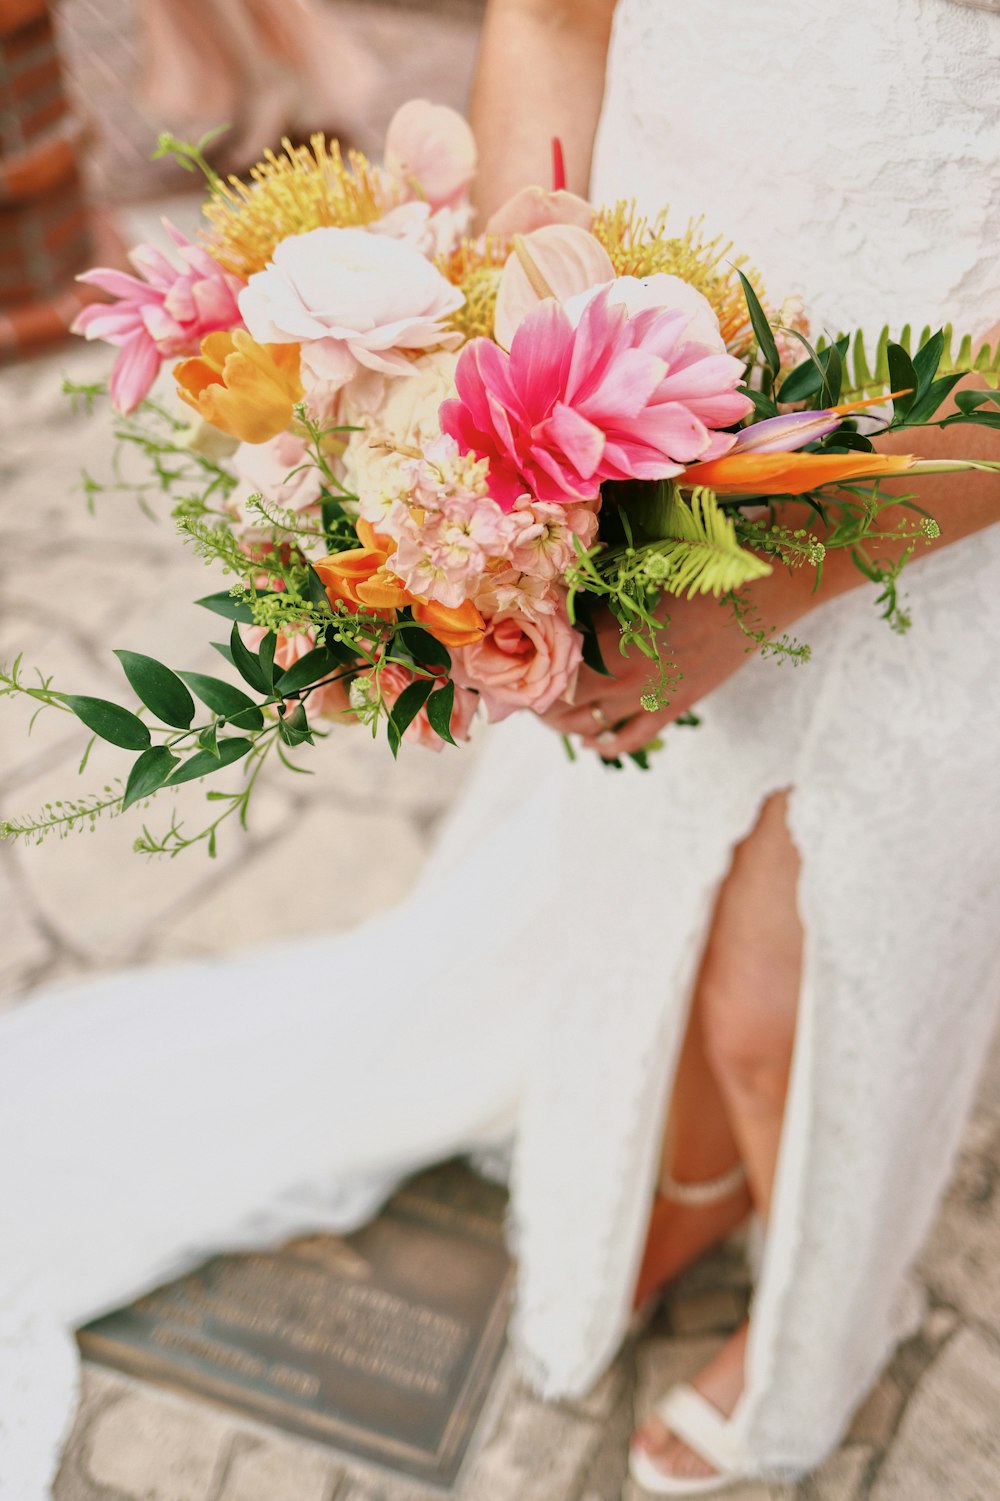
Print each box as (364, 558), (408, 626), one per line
(453, 605), (583, 722)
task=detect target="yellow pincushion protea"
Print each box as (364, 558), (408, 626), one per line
(202, 135), (398, 280)
(437, 236), (509, 342)
(594, 202), (761, 357)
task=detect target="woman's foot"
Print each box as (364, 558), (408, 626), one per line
(632, 1322), (748, 1482)
(633, 1177), (752, 1311)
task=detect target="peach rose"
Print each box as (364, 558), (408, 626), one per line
(453, 605), (583, 722)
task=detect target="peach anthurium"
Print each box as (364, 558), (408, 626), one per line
(680, 450), (917, 496)
(493, 224), (615, 350)
(174, 330), (304, 444)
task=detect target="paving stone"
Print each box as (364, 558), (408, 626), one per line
(0, 847), (50, 1003)
(83, 1388), (233, 1501)
(847, 1369), (906, 1447)
(219, 1432), (339, 1501)
(158, 800), (427, 953)
(459, 1376), (600, 1501)
(799, 1444), (873, 1500)
(668, 1286), (750, 1338)
(918, 1115), (1000, 1337)
(871, 1327), (1000, 1501)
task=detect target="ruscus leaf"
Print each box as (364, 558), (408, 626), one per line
(177, 671), (264, 729)
(55, 694), (151, 750)
(122, 746), (180, 811)
(165, 737), (253, 786)
(229, 623), (270, 696)
(426, 681), (457, 745)
(113, 649), (196, 729)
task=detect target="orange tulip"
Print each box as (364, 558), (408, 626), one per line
(313, 519), (412, 615)
(175, 330), (304, 444)
(682, 450), (917, 496)
(411, 599), (485, 647)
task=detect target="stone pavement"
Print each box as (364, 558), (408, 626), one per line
(3, 288), (1000, 1501)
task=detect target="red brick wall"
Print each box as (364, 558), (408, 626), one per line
(0, 0), (92, 339)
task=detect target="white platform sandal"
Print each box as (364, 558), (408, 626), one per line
(628, 1382), (746, 1497)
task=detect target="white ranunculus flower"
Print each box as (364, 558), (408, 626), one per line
(238, 227), (465, 390)
(342, 350), (458, 524)
(564, 273), (726, 353)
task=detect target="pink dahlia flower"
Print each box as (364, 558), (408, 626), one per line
(440, 289), (752, 510)
(71, 222), (244, 414)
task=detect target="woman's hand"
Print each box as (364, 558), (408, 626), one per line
(541, 589), (779, 757)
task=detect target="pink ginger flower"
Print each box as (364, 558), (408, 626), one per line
(72, 222), (244, 414)
(440, 289), (752, 511)
(383, 100), (477, 211)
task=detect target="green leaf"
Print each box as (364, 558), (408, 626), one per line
(196, 591), (256, 623)
(306, 563), (335, 614)
(387, 678), (434, 758)
(426, 682), (457, 745)
(197, 722), (221, 757)
(777, 338), (847, 406)
(399, 625), (452, 672)
(912, 329), (945, 395)
(887, 342), (918, 419)
(277, 704), (313, 747)
(176, 670), (265, 730)
(55, 694), (151, 750)
(165, 737), (253, 786)
(229, 622), (270, 695)
(580, 622), (612, 676)
(274, 645), (344, 696)
(258, 631), (278, 690)
(822, 341), (843, 406)
(738, 271), (779, 377)
(211, 640), (237, 668)
(122, 745), (180, 811)
(113, 649), (196, 729)
(954, 388), (1000, 414)
(902, 372), (964, 427)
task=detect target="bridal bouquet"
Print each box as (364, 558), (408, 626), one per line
(3, 102), (999, 855)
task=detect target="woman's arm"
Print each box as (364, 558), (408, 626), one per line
(469, 0), (617, 221)
(545, 360), (1000, 755)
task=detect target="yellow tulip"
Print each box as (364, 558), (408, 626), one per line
(174, 330), (304, 444)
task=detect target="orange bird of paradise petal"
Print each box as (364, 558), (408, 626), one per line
(681, 450), (917, 497)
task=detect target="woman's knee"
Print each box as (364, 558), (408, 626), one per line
(698, 957), (798, 1112)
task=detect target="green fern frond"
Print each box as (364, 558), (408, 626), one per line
(819, 325), (1000, 398)
(651, 487), (773, 598)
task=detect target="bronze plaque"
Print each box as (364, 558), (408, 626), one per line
(79, 1162), (513, 1487)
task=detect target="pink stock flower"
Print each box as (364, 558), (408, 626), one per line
(453, 605), (583, 722)
(71, 222), (244, 413)
(375, 662), (478, 749)
(506, 496), (599, 581)
(440, 289), (752, 510)
(383, 100), (477, 210)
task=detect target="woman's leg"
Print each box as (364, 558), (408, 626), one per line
(635, 790), (802, 1480)
(632, 990), (752, 1308)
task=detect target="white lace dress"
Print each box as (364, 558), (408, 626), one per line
(2, 1), (1000, 1493)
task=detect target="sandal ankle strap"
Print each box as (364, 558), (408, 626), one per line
(658, 1162), (747, 1207)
